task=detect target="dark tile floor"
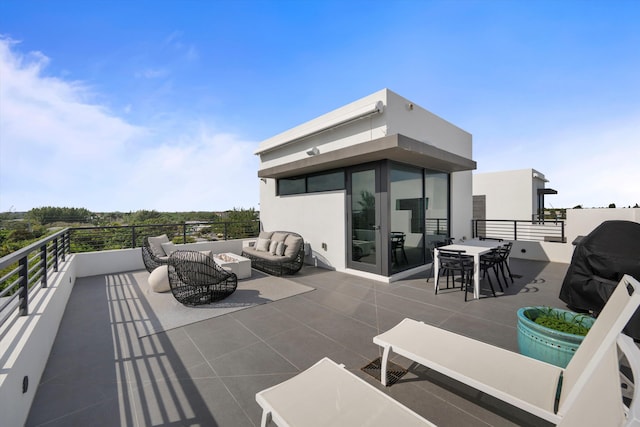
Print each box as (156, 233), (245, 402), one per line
(27, 259), (567, 426)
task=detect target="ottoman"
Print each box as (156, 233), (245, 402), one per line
(148, 265), (170, 292)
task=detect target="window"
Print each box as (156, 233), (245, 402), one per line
(278, 177), (305, 195)
(278, 170), (345, 195)
(308, 171), (344, 192)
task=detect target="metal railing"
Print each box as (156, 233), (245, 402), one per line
(0, 228), (71, 325)
(69, 220), (260, 253)
(472, 219), (566, 243)
(0, 220), (260, 329)
(425, 218), (449, 237)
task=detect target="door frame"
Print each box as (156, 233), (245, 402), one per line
(346, 162), (388, 275)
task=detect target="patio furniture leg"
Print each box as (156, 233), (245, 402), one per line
(260, 410), (272, 427)
(381, 345), (391, 387)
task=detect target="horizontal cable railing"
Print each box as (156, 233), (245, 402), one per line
(0, 228), (71, 326)
(425, 218), (449, 237)
(472, 219), (566, 243)
(1, 220), (260, 330)
(69, 220), (260, 252)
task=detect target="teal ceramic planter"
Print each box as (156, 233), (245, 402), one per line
(517, 307), (595, 368)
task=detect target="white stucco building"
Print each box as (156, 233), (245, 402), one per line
(473, 168), (557, 221)
(255, 89), (476, 282)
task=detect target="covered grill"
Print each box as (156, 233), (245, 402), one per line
(559, 220), (640, 338)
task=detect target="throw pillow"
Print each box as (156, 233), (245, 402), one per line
(256, 237), (270, 252)
(258, 231), (274, 240)
(271, 232), (288, 243)
(283, 234), (303, 258)
(148, 234), (170, 257)
(269, 240), (278, 254)
(161, 242), (176, 255)
(275, 241), (286, 256)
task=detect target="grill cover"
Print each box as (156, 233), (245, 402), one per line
(559, 220), (640, 338)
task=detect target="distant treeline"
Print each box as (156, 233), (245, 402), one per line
(0, 206), (259, 258)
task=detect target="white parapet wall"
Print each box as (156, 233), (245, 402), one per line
(565, 208), (640, 244)
(74, 239), (248, 277)
(510, 240), (575, 263)
(0, 255), (77, 427)
(509, 208), (640, 263)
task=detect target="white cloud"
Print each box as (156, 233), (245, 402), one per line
(0, 38), (259, 212)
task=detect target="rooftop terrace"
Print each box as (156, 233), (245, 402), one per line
(26, 258), (567, 427)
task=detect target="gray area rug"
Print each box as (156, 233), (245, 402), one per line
(126, 269), (314, 338)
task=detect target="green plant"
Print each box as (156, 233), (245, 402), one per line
(524, 307), (592, 336)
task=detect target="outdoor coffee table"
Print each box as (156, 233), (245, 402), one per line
(212, 252), (252, 279)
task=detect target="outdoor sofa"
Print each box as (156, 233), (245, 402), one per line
(242, 231), (304, 276)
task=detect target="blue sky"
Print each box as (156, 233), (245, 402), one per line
(1, 0), (639, 212)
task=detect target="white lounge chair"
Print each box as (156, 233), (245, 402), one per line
(255, 357), (435, 427)
(373, 274), (640, 426)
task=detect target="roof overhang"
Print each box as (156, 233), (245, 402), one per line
(257, 134), (476, 179)
(537, 188), (558, 195)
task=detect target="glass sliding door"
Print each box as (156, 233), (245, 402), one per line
(390, 163), (425, 273)
(347, 162), (450, 277)
(424, 169), (450, 248)
(347, 165), (382, 274)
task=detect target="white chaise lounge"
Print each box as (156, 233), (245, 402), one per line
(255, 357), (435, 427)
(374, 274), (640, 427)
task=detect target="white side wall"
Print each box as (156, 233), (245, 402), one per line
(259, 179), (346, 271)
(0, 255), (77, 427)
(258, 88), (474, 170)
(385, 90), (472, 158)
(257, 89), (389, 170)
(450, 170), (473, 241)
(473, 169), (535, 220)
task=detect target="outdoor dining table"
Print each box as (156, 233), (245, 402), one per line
(433, 239), (505, 300)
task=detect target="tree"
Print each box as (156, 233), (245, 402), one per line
(218, 208), (259, 238)
(27, 206), (93, 224)
(608, 203), (616, 208)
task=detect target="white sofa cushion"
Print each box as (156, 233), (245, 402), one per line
(148, 234), (170, 257)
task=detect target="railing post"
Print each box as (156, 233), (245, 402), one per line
(61, 233), (66, 261)
(513, 220), (518, 241)
(64, 230), (70, 258)
(224, 222), (228, 240)
(19, 255), (28, 316)
(41, 244), (48, 288)
(561, 221), (565, 243)
(53, 238), (59, 272)
(183, 224), (187, 243)
(132, 226), (136, 249)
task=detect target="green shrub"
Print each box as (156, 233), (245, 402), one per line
(525, 307), (592, 336)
